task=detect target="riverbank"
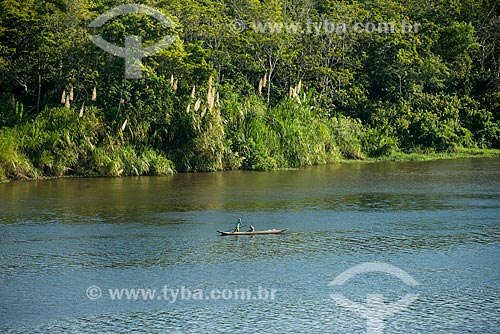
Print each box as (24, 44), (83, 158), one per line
(2, 147), (499, 183)
(371, 147), (500, 162)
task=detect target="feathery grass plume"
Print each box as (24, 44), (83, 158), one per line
(262, 73), (267, 87)
(194, 98), (202, 111)
(173, 78), (178, 92)
(258, 78), (263, 95)
(65, 94), (70, 108)
(208, 87), (216, 111)
(186, 103), (191, 113)
(170, 74), (174, 85)
(295, 79), (302, 96)
(207, 89), (213, 111)
(79, 102), (84, 117)
(121, 119), (128, 131)
(69, 87), (74, 101)
(61, 90), (66, 104)
(289, 86), (294, 98)
(201, 107), (207, 118)
(216, 91), (219, 104)
(190, 85), (196, 98)
(207, 76), (213, 92)
(92, 87), (97, 101)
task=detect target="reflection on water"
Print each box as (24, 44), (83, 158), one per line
(0, 158), (499, 333)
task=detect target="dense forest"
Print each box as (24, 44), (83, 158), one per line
(0, 0), (499, 181)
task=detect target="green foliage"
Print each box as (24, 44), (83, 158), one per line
(0, 127), (39, 181)
(227, 97), (341, 170)
(19, 106), (104, 176)
(362, 127), (399, 157)
(91, 144), (174, 176)
(331, 115), (365, 160)
(0, 0), (499, 180)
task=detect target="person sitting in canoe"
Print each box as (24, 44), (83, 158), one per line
(234, 218), (242, 232)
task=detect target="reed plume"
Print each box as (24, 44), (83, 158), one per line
(69, 87), (74, 101)
(190, 85), (196, 98)
(194, 98), (201, 112)
(207, 76), (213, 92)
(79, 102), (85, 117)
(65, 94), (70, 108)
(208, 87), (216, 111)
(92, 87), (97, 101)
(295, 79), (302, 96)
(61, 90), (66, 104)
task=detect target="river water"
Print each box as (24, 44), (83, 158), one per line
(0, 159), (499, 333)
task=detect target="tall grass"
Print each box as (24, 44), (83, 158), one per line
(227, 95), (344, 170)
(0, 128), (39, 181)
(0, 106), (175, 180)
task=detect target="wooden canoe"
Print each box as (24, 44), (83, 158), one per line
(217, 228), (288, 236)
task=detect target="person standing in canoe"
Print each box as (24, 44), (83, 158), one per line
(234, 217), (242, 232)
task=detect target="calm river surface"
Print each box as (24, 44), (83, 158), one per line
(1, 158), (499, 333)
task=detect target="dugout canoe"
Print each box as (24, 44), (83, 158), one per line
(217, 229), (288, 236)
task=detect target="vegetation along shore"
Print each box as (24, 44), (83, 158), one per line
(1, 0), (499, 182)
